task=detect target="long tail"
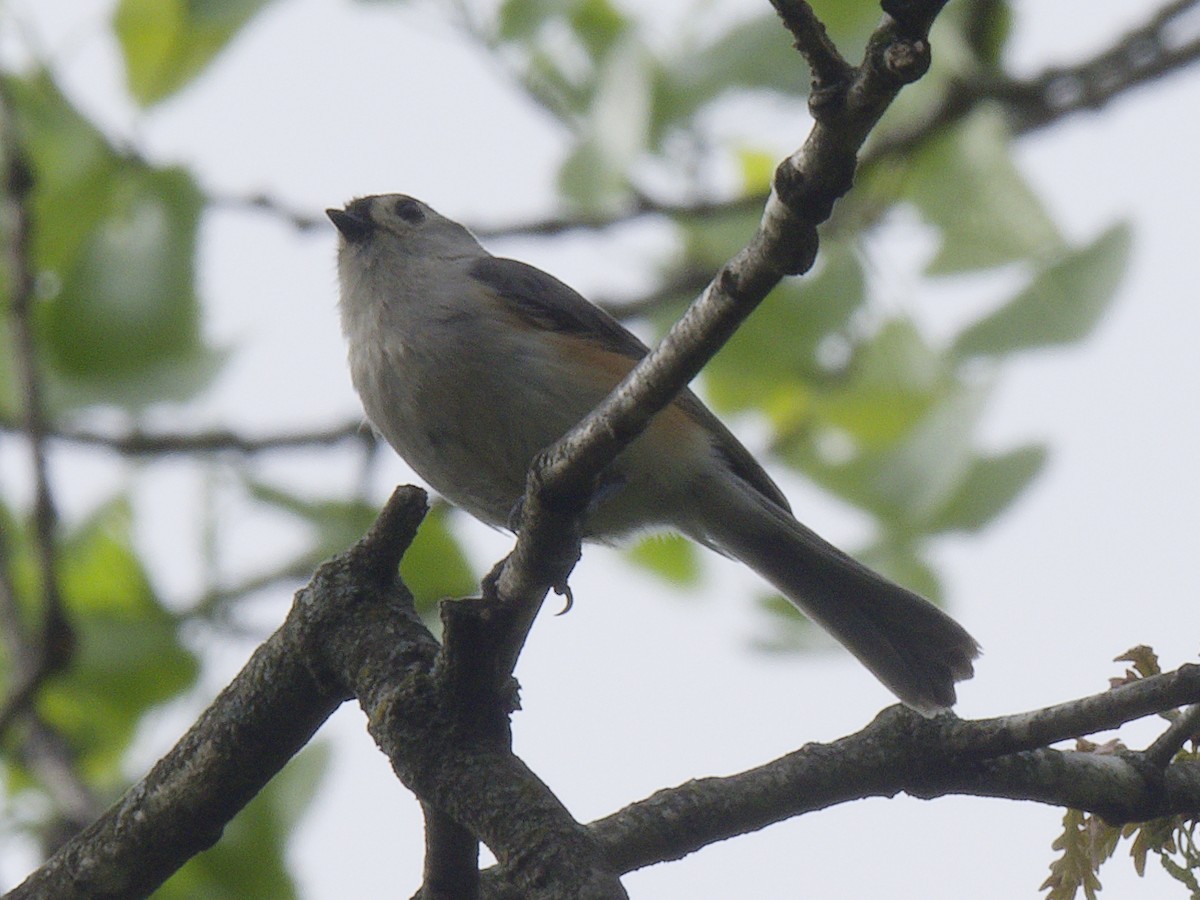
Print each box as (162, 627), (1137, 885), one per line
(695, 482), (980, 715)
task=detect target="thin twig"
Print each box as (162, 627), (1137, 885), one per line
(0, 417), (374, 457)
(0, 79), (72, 738)
(770, 0), (852, 89)
(196, 1), (1200, 255)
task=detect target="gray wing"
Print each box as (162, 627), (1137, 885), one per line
(469, 256), (792, 514)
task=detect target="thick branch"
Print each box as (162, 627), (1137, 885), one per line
(6, 488), (625, 900)
(584, 668), (1200, 875)
(2, 489), (429, 900)
(10, 490), (1198, 897)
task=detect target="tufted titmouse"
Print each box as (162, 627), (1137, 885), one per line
(328, 194), (979, 714)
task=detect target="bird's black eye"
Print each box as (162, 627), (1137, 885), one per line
(393, 197), (426, 224)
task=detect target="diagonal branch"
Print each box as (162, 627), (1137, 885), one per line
(478, 0), (950, 697)
(5, 488), (626, 900)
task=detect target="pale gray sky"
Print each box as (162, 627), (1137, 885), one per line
(3, 1), (1199, 897)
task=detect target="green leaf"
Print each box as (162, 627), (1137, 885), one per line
(736, 146), (777, 195)
(248, 487), (475, 613)
(5, 73), (121, 276)
(7, 74), (218, 408)
(858, 540), (942, 604)
(928, 444), (1047, 533)
(677, 203), (764, 272)
(704, 246), (862, 424)
(867, 382), (989, 526)
(625, 533), (700, 586)
(749, 592), (820, 655)
(157, 744), (330, 900)
(398, 503), (478, 612)
(113, 0), (276, 106)
(908, 109), (1064, 273)
(497, 0), (546, 41)
(952, 223), (1131, 358)
(811, 318), (944, 449)
(558, 34), (654, 210)
(789, 366), (989, 531)
(33, 500), (200, 783)
(667, 14), (806, 110)
(248, 482), (379, 559)
(498, 0), (628, 58)
(568, 0), (629, 61)
(37, 164), (220, 409)
(0, 315), (16, 418)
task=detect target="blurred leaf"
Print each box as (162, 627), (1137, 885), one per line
(952, 223), (1131, 358)
(248, 486), (475, 612)
(816, 0), (892, 51)
(928, 444), (1047, 533)
(249, 482), (379, 558)
(558, 141), (622, 210)
(496, 0), (630, 120)
(5, 72), (120, 275)
(749, 592), (820, 655)
(497, 0), (548, 40)
(789, 375), (988, 531)
(858, 539), (942, 603)
(943, 0), (1013, 66)
(114, 0), (276, 106)
(908, 109), (1064, 273)
(677, 203), (764, 272)
(158, 743), (330, 900)
(568, 0), (628, 60)
(705, 246), (862, 423)
(398, 503), (478, 612)
(37, 165), (220, 408)
(34, 499), (200, 783)
(811, 319), (944, 449)
(8, 74), (220, 409)
(869, 382), (989, 526)
(0, 315), (15, 418)
(625, 533), (700, 586)
(736, 146), (777, 195)
(499, 0), (628, 58)
(558, 34), (654, 210)
(666, 13), (805, 114)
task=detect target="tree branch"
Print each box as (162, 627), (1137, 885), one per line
(479, 0), (948, 707)
(583, 667), (1200, 876)
(6, 488), (626, 900)
(0, 417), (374, 457)
(860, 0), (1200, 167)
(10, 490), (1198, 897)
(0, 80), (73, 747)
(2, 489), (428, 900)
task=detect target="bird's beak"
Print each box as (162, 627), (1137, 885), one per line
(326, 205), (374, 243)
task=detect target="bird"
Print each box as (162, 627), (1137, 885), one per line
(328, 193), (979, 714)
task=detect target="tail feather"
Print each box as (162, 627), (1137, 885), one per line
(698, 486), (980, 715)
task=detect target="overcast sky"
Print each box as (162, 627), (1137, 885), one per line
(4, 1), (1200, 897)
